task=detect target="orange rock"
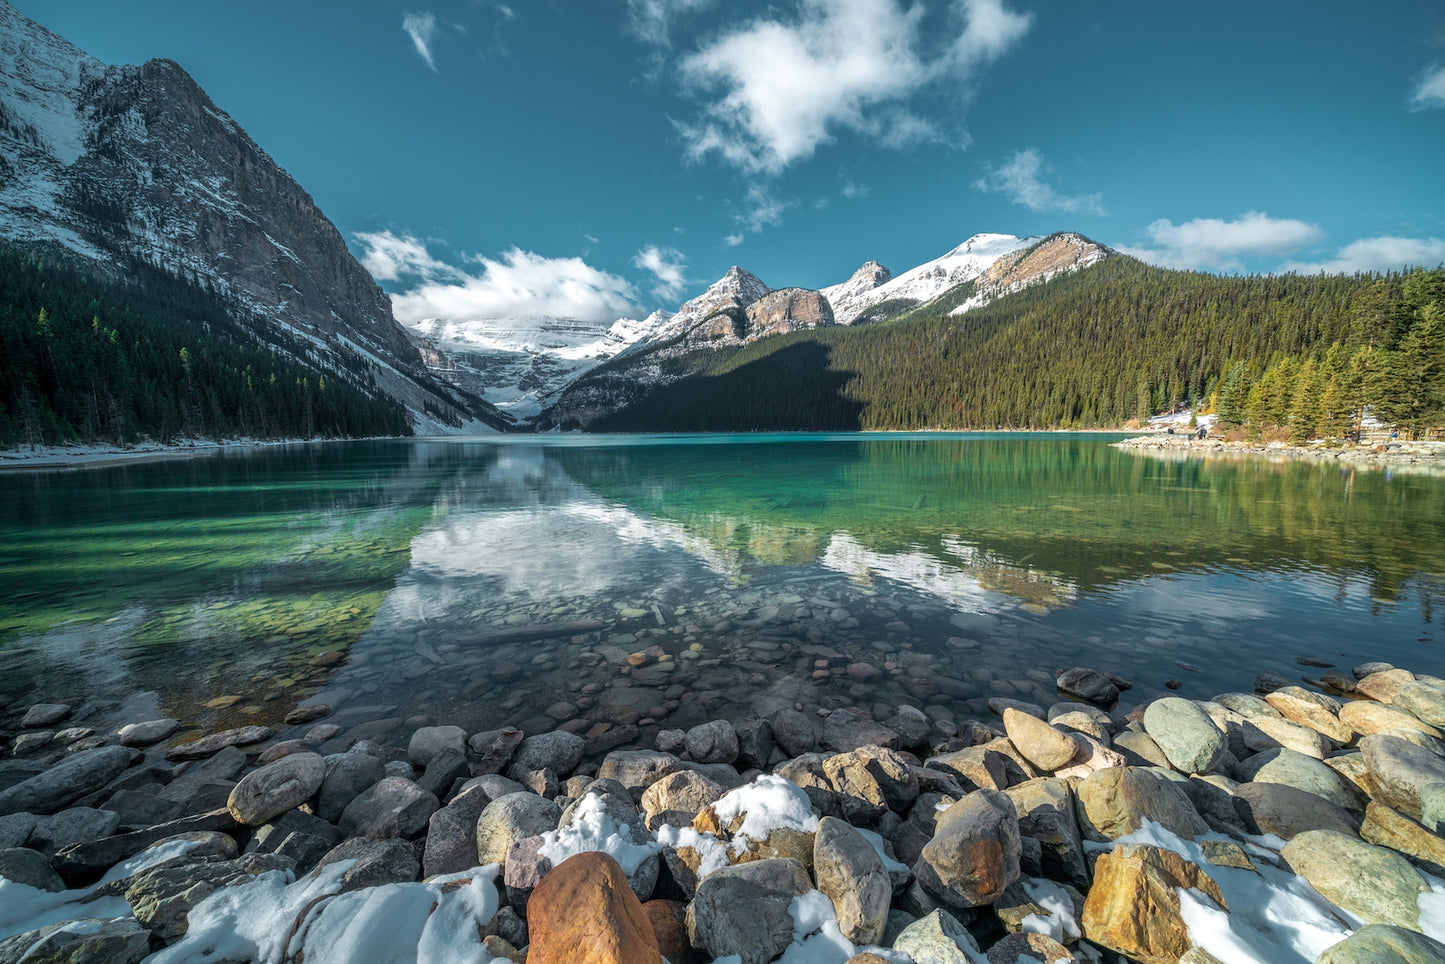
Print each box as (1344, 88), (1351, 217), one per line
(1081, 843), (1225, 964)
(527, 852), (662, 964)
(642, 899), (698, 964)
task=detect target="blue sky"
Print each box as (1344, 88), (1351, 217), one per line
(18, 0), (1445, 325)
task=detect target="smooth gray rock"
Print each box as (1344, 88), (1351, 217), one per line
(685, 720), (740, 765)
(1233, 782), (1360, 839)
(1364, 733), (1445, 820)
(226, 751), (325, 825)
(317, 752), (385, 823)
(769, 708), (818, 757)
(915, 789), (1021, 908)
(0, 812), (36, 849)
(1317, 923), (1445, 964)
(1143, 697), (1226, 774)
(476, 792), (562, 867)
(512, 731), (586, 777)
(407, 725), (468, 769)
(0, 846), (65, 891)
(0, 917), (150, 964)
(246, 810), (340, 860)
(28, 807), (121, 854)
(814, 816), (891, 945)
(595, 750), (682, 795)
(1235, 747), (1365, 812)
(822, 709), (899, 753)
(117, 719), (180, 747)
(1055, 667), (1120, 706)
(0, 745), (136, 816)
(1282, 830), (1428, 930)
(686, 857), (812, 964)
(337, 776), (437, 839)
(417, 750), (469, 802)
(314, 836), (419, 892)
(21, 703), (71, 727)
(736, 718), (776, 769)
(1397, 679), (1445, 727)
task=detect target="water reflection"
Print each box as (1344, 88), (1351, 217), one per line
(1, 435), (1442, 741)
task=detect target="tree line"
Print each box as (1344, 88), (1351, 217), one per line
(0, 246), (410, 447)
(588, 255), (1444, 438)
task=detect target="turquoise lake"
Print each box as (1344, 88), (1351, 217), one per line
(1, 433), (1442, 747)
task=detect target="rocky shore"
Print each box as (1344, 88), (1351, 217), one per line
(3, 661), (1445, 963)
(1114, 434), (1445, 476)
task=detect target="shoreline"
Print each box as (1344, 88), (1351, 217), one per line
(0, 436), (382, 473)
(1114, 433), (1445, 475)
(1, 657), (1443, 962)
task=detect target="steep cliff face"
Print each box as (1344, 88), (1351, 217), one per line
(0, 1), (502, 432)
(745, 287), (835, 339)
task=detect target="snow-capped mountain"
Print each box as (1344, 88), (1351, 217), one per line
(0, 1), (501, 433)
(823, 233), (1035, 324)
(407, 312), (666, 419)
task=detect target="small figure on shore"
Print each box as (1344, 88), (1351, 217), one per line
(1197, 426), (1207, 440)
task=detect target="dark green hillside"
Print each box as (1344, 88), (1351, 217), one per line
(592, 256), (1444, 437)
(0, 247), (415, 446)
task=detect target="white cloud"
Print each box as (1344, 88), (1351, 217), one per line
(403, 11), (440, 71)
(723, 232), (744, 247)
(633, 244), (689, 300)
(841, 179), (870, 199)
(356, 232), (638, 323)
(1280, 236), (1445, 274)
(627, 0), (713, 47)
(1118, 212), (1324, 271)
(676, 0), (1031, 175)
(973, 148), (1104, 215)
(734, 183), (790, 233)
(1411, 63), (1445, 111)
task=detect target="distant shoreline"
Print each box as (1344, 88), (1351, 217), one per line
(0, 437), (359, 472)
(1114, 433), (1445, 475)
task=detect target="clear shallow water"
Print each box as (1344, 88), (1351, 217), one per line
(1, 434), (1442, 747)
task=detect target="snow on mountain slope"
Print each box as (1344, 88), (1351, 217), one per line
(0, 0), (501, 433)
(824, 233), (1036, 324)
(407, 311), (670, 419)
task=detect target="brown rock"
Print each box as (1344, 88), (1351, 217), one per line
(915, 789), (1021, 908)
(1340, 700), (1443, 739)
(1362, 801), (1445, 875)
(1081, 843), (1225, 964)
(986, 931), (1076, 963)
(1265, 687), (1353, 745)
(643, 899), (698, 964)
(1003, 708), (1079, 772)
(527, 852), (662, 964)
(1075, 767), (1208, 842)
(1356, 669), (1416, 704)
(744, 287), (835, 338)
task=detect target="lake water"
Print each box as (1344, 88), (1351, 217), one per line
(2, 434), (1442, 750)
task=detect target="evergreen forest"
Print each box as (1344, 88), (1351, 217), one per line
(0, 247), (412, 447)
(589, 256), (1445, 439)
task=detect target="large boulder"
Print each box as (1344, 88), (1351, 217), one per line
(423, 786), (492, 879)
(823, 746), (919, 825)
(1233, 747), (1364, 812)
(407, 725), (467, 768)
(477, 792), (563, 867)
(1282, 829), (1429, 930)
(0, 917), (150, 964)
(1362, 734), (1445, 820)
(684, 721), (739, 765)
(124, 852), (294, 941)
(1340, 701), (1442, 739)
(915, 789), (1020, 908)
(526, 852), (663, 964)
(1004, 778), (1088, 886)
(640, 770), (724, 831)
(1074, 767), (1208, 842)
(513, 731), (586, 777)
(316, 752), (385, 823)
(1231, 783), (1359, 840)
(314, 836), (420, 891)
(226, 751), (325, 826)
(1142, 698), (1225, 774)
(1055, 667), (1120, 706)
(1361, 802), (1445, 877)
(1265, 686), (1353, 745)
(1317, 924), (1445, 964)
(813, 816), (891, 945)
(1002, 708), (1079, 773)
(336, 776), (438, 839)
(0, 746), (136, 816)
(686, 858), (811, 964)
(1396, 679), (1445, 727)
(1081, 843), (1224, 964)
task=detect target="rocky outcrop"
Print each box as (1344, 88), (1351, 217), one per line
(744, 288), (835, 339)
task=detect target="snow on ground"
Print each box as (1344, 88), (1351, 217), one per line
(0, 437), (377, 471)
(709, 774), (821, 853)
(535, 793), (659, 877)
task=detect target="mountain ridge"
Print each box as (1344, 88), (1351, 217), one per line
(0, 0), (504, 435)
